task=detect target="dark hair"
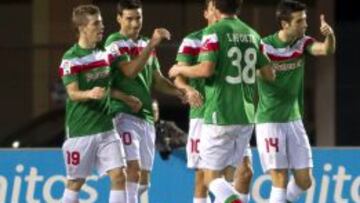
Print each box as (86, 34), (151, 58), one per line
(117, 0), (142, 15)
(276, 0), (306, 24)
(212, 0), (243, 15)
(72, 4), (100, 31)
(204, 0), (212, 10)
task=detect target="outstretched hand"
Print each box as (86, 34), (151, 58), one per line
(320, 14), (334, 37)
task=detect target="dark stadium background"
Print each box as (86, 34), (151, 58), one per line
(0, 0), (358, 147)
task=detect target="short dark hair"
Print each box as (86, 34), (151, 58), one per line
(212, 0), (243, 15)
(204, 0), (212, 10)
(117, 0), (142, 15)
(72, 4), (100, 28)
(276, 0), (306, 24)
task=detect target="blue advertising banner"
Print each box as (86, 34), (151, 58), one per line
(0, 148), (359, 203)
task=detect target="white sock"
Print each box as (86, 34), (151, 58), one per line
(286, 179), (304, 202)
(238, 193), (250, 203)
(127, 182), (139, 203)
(208, 178), (240, 203)
(269, 186), (286, 203)
(109, 190), (126, 203)
(62, 189), (79, 203)
(138, 184), (149, 197)
(194, 197), (207, 203)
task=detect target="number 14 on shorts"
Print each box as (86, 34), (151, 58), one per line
(265, 138), (279, 153)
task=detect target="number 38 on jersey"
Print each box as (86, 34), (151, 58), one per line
(226, 47), (257, 85)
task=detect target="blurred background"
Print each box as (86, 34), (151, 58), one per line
(0, 0), (358, 148)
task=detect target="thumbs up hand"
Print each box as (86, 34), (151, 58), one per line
(320, 14), (334, 37)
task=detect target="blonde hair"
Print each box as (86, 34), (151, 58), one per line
(72, 4), (100, 33)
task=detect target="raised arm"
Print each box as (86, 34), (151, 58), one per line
(308, 14), (336, 56)
(117, 28), (171, 78)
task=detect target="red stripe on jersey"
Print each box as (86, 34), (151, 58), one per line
(260, 43), (264, 53)
(108, 54), (116, 63)
(267, 37), (315, 61)
(118, 47), (156, 57)
(267, 51), (303, 61)
(119, 47), (131, 55)
(304, 37), (315, 49)
(59, 60), (109, 77)
(200, 42), (219, 52)
(181, 46), (200, 56)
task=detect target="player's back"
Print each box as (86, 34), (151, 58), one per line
(199, 17), (265, 125)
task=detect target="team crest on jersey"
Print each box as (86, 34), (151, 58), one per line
(62, 60), (72, 75)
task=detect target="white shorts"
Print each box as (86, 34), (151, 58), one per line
(256, 120), (313, 173)
(199, 124), (254, 171)
(62, 130), (126, 180)
(186, 118), (204, 169)
(230, 143), (253, 168)
(114, 113), (156, 171)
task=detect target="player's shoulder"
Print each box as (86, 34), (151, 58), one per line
(237, 19), (261, 39)
(185, 29), (204, 40)
(203, 22), (218, 34)
(138, 35), (150, 41)
(137, 35), (151, 46)
(180, 29), (203, 48)
(302, 35), (315, 44)
(62, 44), (80, 60)
(105, 32), (128, 46)
(262, 33), (277, 45)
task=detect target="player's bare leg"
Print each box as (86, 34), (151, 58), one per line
(126, 160), (141, 203)
(269, 169), (288, 203)
(286, 168), (312, 202)
(139, 169), (151, 197)
(62, 179), (85, 203)
(107, 167), (127, 203)
(233, 157), (253, 203)
(193, 169), (207, 203)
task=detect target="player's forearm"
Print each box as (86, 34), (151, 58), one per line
(67, 89), (93, 102)
(324, 33), (336, 55)
(111, 89), (130, 102)
(155, 77), (183, 97)
(174, 76), (192, 92)
(118, 44), (155, 78)
(179, 63), (213, 78)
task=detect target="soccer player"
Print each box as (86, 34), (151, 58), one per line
(255, 1), (336, 202)
(169, 0), (274, 202)
(59, 5), (128, 203)
(105, 0), (184, 202)
(174, 0), (253, 202)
